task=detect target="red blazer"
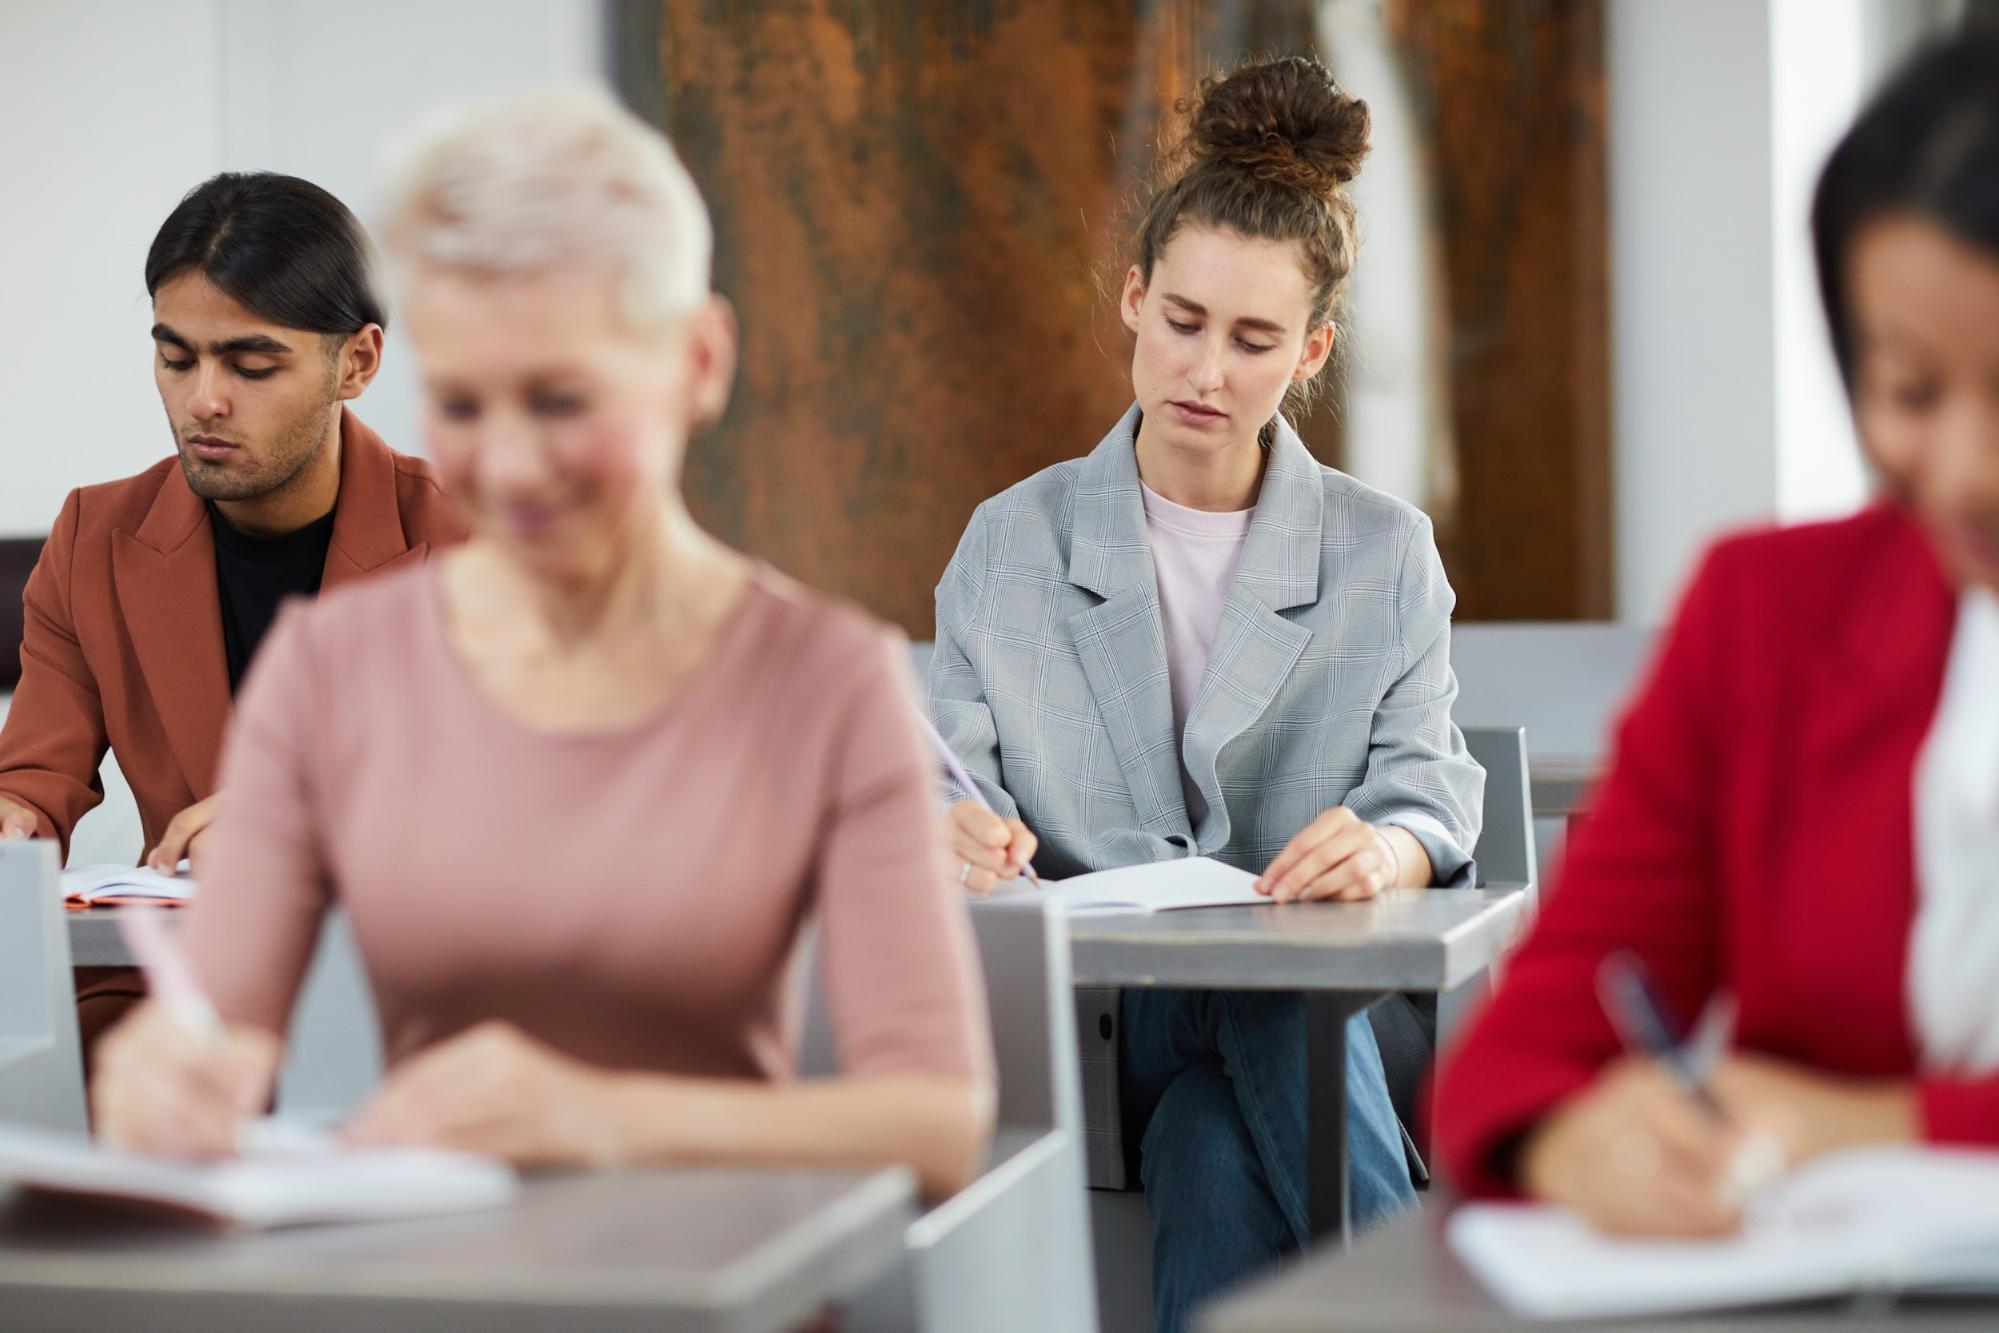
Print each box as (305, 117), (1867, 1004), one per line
(1434, 503), (1998, 1197)
(0, 408), (465, 860)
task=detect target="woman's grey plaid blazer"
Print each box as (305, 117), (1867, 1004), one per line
(928, 404), (1485, 1186)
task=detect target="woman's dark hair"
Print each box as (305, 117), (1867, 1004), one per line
(1813, 25), (1999, 391)
(1134, 55), (1370, 413)
(145, 172), (386, 335)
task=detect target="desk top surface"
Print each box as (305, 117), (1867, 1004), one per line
(0, 1165), (914, 1333)
(74, 888), (1532, 993)
(1202, 1200), (1999, 1332)
(1066, 885), (1530, 992)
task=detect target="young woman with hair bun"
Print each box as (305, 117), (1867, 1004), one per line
(929, 56), (1483, 1328)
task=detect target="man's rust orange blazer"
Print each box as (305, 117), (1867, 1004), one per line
(0, 408), (465, 859)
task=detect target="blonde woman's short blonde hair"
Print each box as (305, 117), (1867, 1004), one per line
(379, 86), (713, 332)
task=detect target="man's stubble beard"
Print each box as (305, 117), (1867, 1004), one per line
(179, 382), (340, 504)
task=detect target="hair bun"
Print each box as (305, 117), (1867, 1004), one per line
(1185, 56), (1370, 195)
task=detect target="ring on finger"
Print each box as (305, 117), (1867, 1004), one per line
(959, 862), (975, 885)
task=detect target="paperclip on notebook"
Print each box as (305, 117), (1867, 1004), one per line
(1448, 1147), (1999, 1320)
(61, 863), (198, 909)
(0, 1121), (517, 1231)
(1005, 857), (1271, 916)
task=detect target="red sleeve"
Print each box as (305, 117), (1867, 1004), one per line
(0, 490), (108, 857)
(1433, 541), (1740, 1196)
(1921, 1076), (1999, 1146)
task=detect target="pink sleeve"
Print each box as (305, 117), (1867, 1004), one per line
(179, 602), (335, 1038)
(814, 630), (994, 1082)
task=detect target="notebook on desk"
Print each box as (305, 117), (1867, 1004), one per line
(0, 1120), (517, 1230)
(1448, 1146), (1999, 1319)
(1002, 857), (1270, 916)
(60, 864), (196, 909)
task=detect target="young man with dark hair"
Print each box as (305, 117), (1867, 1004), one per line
(0, 172), (464, 1051)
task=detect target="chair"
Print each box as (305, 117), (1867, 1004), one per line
(0, 840), (86, 1132)
(1461, 725), (1537, 892)
(804, 896), (1098, 1333)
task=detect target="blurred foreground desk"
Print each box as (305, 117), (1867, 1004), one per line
(1069, 887), (1529, 1245)
(0, 1166), (914, 1333)
(1201, 1199), (1999, 1332)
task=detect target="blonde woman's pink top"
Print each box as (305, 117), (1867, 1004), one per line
(182, 564), (992, 1085)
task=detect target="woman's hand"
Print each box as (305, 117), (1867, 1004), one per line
(1519, 1057), (1750, 1237)
(1255, 807), (1414, 902)
(343, 1021), (631, 1168)
(91, 1000), (282, 1159)
(1520, 1053), (1915, 1238)
(945, 800), (1037, 896)
(1707, 1053), (1915, 1166)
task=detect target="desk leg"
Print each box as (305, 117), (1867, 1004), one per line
(1305, 992), (1381, 1249)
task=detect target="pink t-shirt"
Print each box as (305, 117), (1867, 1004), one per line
(1141, 481), (1256, 825)
(182, 564), (992, 1086)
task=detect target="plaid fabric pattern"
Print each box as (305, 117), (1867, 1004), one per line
(929, 404), (1485, 1185)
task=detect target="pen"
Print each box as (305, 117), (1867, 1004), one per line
(117, 907), (224, 1041)
(916, 712), (1042, 887)
(1595, 950), (1730, 1119)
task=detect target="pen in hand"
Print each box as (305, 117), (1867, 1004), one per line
(1596, 951), (1729, 1118)
(916, 713), (1041, 886)
(1597, 951), (1783, 1202)
(117, 908), (223, 1041)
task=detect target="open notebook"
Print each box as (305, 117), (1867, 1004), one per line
(0, 1120), (517, 1230)
(61, 864), (197, 909)
(1448, 1146), (1999, 1319)
(1005, 857), (1270, 916)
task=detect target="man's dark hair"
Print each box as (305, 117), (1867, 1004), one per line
(1813, 24), (1999, 391)
(145, 172), (387, 335)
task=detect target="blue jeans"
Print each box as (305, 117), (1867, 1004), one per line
(1119, 989), (1415, 1333)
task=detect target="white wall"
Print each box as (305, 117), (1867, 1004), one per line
(1608, 0), (1781, 625)
(0, 0), (603, 538)
(1607, 0), (1947, 622)
(0, 2), (229, 536)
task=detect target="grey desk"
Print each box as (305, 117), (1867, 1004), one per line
(1527, 755), (1601, 821)
(1068, 887), (1530, 1246)
(1201, 1198), (1999, 1332)
(0, 1166), (915, 1333)
(66, 907), (130, 968)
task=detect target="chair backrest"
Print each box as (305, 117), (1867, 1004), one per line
(962, 896), (1081, 1134)
(1450, 624), (1653, 761)
(804, 895), (1096, 1332)
(796, 895), (1080, 1139)
(274, 912), (384, 1122)
(0, 840), (86, 1132)
(1462, 725), (1536, 891)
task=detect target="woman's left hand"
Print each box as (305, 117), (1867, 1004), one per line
(343, 1021), (631, 1168)
(1708, 1053), (1916, 1167)
(1254, 807), (1402, 903)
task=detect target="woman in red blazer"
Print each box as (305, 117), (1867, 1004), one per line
(1436, 27), (1999, 1236)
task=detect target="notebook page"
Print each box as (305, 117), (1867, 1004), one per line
(60, 864), (198, 905)
(1449, 1146), (1999, 1319)
(0, 1121), (516, 1230)
(1446, 1202), (1870, 1319)
(1047, 857), (1267, 915)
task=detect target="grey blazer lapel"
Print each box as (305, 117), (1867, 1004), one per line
(1066, 406), (1191, 841)
(1182, 419), (1324, 848)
